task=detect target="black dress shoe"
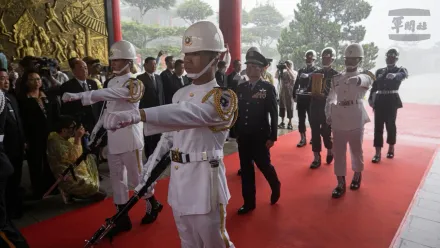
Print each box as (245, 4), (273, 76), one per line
(331, 184), (346, 199)
(309, 140), (312, 145)
(350, 174), (362, 190)
(326, 154), (333, 164)
(237, 205), (255, 215)
(106, 208), (132, 239)
(310, 158), (321, 169)
(386, 152), (394, 159)
(237, 169), (241, 176)
(270, 183), (281, 205)
(287, 124), (293, 129)
(372, 155), (381, 163)
(297, 138), (306, 147)
(141, 200), (163, 225)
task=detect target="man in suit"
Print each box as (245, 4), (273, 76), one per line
(0, 69), (26, 219)
(160, 56), (174, 90)
(227, 59), (241, 93)
(164, 59), (190, 104)
(60, 58), (99, 134)
(235, 49), (281, 215)
(0, 89), (30, 248)
(137, 57), (165, 160)
(215, 60), (227, 87)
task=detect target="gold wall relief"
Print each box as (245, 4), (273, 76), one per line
(0, 0), (109, 70)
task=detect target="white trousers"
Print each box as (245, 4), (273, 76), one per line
(172, 204), (235, 248)
(333, 128), (364, 177)
(107, 149), (143, 204)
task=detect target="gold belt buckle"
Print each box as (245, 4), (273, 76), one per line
(171, 149), (182, 163)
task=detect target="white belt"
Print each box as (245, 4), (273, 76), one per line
(337, 100), (361, 106)
(170, 149), (224, 164)
(376, 90), (398, 94)
(0, 135), (3, 142)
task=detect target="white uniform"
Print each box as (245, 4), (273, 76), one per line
(325, 71), (373, 176)
(80, 72), (144, 204)
(139, 79), (235, 248)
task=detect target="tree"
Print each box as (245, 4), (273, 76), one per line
(176, 0), (214, 24)
(121, 21), (185, 61)
(122, 0), (176, 18)
(277, 0), (379, 71)
(242, 3), (284, 57)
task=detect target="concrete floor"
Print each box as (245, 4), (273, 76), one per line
(13, 120), (296, 229)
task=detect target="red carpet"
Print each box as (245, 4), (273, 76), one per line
(20, 130), (436, 248)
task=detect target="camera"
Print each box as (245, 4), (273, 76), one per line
(277, 62), (287, 70)
(34, 57), (57, 76)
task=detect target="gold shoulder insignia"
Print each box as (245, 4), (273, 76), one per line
(123, 78), (144, 103)
(362, 70), (376, 81)
(202, 87), (238, 132)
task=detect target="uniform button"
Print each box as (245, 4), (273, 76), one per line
(174, 165), (179, 170)
(245, 123), (248, 125)
(245, 116), (248, 118)
(246, 102), (249, 105)
(246, 109), (248, 112)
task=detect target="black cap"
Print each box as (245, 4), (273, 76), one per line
(245, 50), (268, 67)
(266, 58), (273, 63)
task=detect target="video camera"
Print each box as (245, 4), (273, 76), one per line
(34, 57), (58, 77)
(277, 61), (287, 71)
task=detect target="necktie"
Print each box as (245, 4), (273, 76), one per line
(151, 75), (157, 90)
(180, 77), (184, 86)
(82, 82), (89, 91)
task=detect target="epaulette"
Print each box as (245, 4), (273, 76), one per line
(123, 78), (144, 103)
(361, 70), (376, 81)
(202, 87), (238, 132)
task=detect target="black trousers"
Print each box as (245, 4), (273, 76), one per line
(0, 153), (29, 248)
(26, 144), (56, 198)
(237, 135), (280, 206)
(5, 154), (24, 217)
(310, 117), (332, 153)
(297, 98), (311, 133)
(144, 134), (162, 161)
(374, 107), (398, 147)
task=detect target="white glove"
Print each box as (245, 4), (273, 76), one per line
(346, 76), (360, 85)
(62, 92), (83, 102)
(326, 117), (332, 125)
(300, 73), (309, 79)
(103, 109), (142, 131)
(386, 73), (396, 79)
(135, 181), (157, 199)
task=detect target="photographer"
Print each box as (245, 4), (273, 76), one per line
(47, 116), (106, 204)
(275, 60), (297, 129)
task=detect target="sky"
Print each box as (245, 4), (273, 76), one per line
(202, 0), (440, 49)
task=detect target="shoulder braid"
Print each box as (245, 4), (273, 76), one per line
(201, 87), (238, 132)
(362, 70), (376, 81)
(123, 78), (144, 103)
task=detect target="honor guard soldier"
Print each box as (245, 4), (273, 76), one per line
(293, 50), (319, 147)
(369, 48), (408, 163)
(234, 49), (280, 215)
(0, 90), (30, 248)
(100, 21), (236, 248)
(61, 40), (163, 237)
(308, 47), (338, 169)
(325, 43), (374, 198)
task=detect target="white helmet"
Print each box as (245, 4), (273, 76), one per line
(321, 47), (336, 58)
(344, 43), (364, 58)
(304, 50), (317, 59)
(247, 46), (261, 54)
(109, 40), (137, 60)
(182, 21), (227, 54)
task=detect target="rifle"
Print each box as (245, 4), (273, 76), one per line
(42, 127), (107, 199)
(84, 152), (171, 248)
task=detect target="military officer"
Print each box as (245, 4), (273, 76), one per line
(234, 49), (280, 215)
(99, 21), (236, 248)
(308, 47), (339, 169)
(325, 43), (374, 198)
(293, 50), (320, 147)
(61, 40), (163, 237)
(369, 48), (408, 163)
